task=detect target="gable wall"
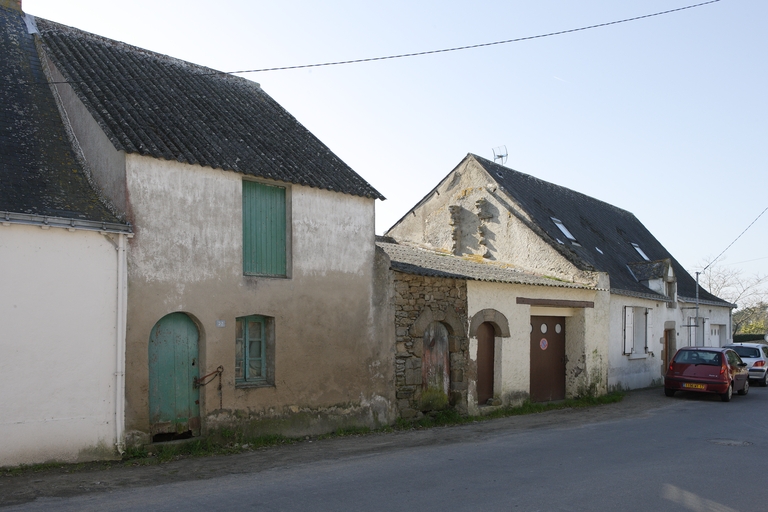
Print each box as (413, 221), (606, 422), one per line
(0, 225), (119, 466)
(387, 158), (599, 287)
(122, 154), (395, 443)
(45, 55), (127, 216)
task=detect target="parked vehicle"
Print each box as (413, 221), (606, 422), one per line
(725, 343), (768, 387)
(664, 347), (749, 402)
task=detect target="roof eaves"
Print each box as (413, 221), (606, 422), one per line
(1, 211), (132, 234)
(678, 296), (737, 309)
(610, 287), (672, 303)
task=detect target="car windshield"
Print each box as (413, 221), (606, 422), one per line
(673, 350), (722, 365)
(730, 346), (760, 358)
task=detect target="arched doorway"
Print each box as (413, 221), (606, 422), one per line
(148, 312), (200, 441)
(423, 321), (450, 396)
(477, 322), (495, 405)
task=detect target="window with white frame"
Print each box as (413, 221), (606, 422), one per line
(623, 306), (653, 355)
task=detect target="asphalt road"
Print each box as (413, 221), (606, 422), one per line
(2, 386), (766, 511)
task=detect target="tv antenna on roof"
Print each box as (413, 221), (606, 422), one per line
(492, 145), (508, 165)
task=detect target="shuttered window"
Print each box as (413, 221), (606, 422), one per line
(242, 181), (286, 276)
(623, 307), (634, 354)
(623, 306), (652, 355)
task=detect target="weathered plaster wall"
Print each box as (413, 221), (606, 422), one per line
(122, 155), (395, 443)
(466, 281), (609, 414)
(386, 158), (598, 287)
(392, 272), (469, 417)
(0, 225), (119, 466)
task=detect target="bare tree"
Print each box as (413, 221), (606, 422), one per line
(692, 258), (768, 334)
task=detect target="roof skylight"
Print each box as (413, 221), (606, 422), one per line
(551, 218), (578, 244)
(631, 243), (650, 261)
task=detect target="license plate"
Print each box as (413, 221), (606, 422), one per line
(683, 383), (705, 390)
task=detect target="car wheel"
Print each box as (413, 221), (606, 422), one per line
(761, 373), (768, 387)
(738, 380), (750, 396)
(664, 388), (675, 397)
(721, 384), (732, 402)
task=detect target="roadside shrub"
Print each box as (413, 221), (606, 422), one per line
(733, 333), (766, 343)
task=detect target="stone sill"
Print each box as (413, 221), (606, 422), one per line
(235, 381), (275, 390)
(627, 353), (649, 360)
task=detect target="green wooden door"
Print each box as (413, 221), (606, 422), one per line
(148, 313), (200, 437)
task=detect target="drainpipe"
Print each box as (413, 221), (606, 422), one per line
(115, 233), (127, 454)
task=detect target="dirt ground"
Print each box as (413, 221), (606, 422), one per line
(0, 388), (670, 507)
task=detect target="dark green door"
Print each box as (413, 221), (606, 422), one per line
(149, 313), (200, 437)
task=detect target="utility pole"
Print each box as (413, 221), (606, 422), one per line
(695, 271), (700, 346)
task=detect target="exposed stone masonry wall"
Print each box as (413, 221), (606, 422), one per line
(393, 272), (469, 418)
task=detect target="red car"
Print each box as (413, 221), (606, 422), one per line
(664, 347), (749, 402)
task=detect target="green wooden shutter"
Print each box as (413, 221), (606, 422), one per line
(243, 181), (286, 276)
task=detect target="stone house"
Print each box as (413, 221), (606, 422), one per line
(377, 238), (605, 417)
(22, 9), (395, 448)
(0, 1), (132, 466)
(386, 154), (734, 400)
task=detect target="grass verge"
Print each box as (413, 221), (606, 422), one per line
(2, 391), (623, 476)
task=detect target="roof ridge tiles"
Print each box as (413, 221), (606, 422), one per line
(35, 17), (229, 80)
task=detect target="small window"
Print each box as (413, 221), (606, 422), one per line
(631, 243), (650, 261)
(235, 315), (274, 386)
(552, 218), (578, 244)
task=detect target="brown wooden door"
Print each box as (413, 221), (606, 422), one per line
(477, 322), (495, 405)
(530, 316), (566, 402)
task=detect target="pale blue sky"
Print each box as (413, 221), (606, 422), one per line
(23, 0), (767, 278)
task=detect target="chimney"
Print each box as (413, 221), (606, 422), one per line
(1, 0), (22, 12)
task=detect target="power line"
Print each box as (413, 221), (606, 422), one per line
(19, 0), (722, 87)
(227, 0), (723, 75)
(726, 255), (768, 266)
(703, 205), (768, 272)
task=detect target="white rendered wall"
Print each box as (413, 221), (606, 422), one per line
(466, 280), (607, 414)
(0, 225), (119, 467)
(607, 295), (670, 390)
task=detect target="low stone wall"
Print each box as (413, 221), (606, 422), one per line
(393, 272), (469, 418)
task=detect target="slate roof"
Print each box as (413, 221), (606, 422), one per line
(377, 238), (594, 290)
(627, 260), (667, 282)
(33, 17), (383, 200)
(468, 154), (730, 306)
(0, 6), (127, 230)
